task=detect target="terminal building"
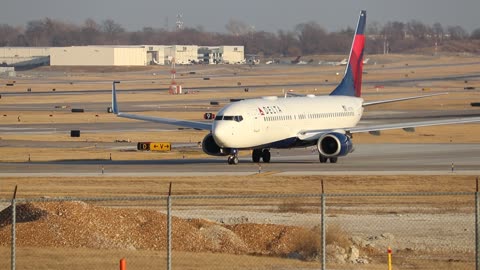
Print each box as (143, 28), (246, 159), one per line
(0, 45), (245, 67)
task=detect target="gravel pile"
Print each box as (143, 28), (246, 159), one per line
(0, 201), (312, 257)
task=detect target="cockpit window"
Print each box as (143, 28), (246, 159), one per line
(214, 115), (244, 122)
(234, 116), (243, 122)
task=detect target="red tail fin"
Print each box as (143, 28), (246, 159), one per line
(330, 10), (366, 97)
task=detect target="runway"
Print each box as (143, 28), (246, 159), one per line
(0, 143), (479, 176)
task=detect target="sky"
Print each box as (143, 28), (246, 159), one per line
(1, 0), (479, 33)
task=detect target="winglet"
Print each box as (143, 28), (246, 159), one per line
(330, 10), (366, 97)
(112, 81), (120, 114)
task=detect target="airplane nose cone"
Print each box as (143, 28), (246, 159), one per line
(212, 125), (229, 147)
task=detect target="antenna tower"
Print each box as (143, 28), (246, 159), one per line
(176, 14), (184, 30)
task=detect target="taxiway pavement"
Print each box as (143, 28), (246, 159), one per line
(0, 143), (479, 176)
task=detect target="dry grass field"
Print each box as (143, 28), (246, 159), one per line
(0, 175), (476, 198)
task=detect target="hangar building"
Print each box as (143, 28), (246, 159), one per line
(164, 45), (199, 64)
(0, 47), (50, 67)
(199, 46), (244, 64)
(50, 46), (149, 66)
(146, 45), (165, 65)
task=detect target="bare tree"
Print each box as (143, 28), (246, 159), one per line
(277, 30), (299, 56)
(447, 25), (468, 40)
(432, 22), (444, 41)
(25, 20), (48, 46)
(407, 20), (429, 40)
(382, 21), (405, 41)
(225, 19), (251, 36)
(244, 31), (278, 56)
(367, 21), (381, 36)
(0, 24), (21, 46)
(471, 28), (480, 40)
(295, 21), (327, 54)
(81, 18), (102, 45)
(102, 19), (125, 44)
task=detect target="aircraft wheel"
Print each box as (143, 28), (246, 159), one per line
(262, 149), (271, 163)
(252, 149), (262, 163)
(227, 155), (239, 165)
(329, 157), (338, 163)
(319, 155), (328, 163)
(232, 156), (239, 164)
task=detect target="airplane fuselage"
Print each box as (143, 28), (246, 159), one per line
(212, 95), (364, 149)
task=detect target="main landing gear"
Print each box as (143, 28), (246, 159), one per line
(252, 149), (271, 163)
(319, 154), (338, 163)
(227, 149), (272, 165)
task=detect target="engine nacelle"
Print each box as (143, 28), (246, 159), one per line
(317, 132), (353, 157)
(201, 133), (231, 156)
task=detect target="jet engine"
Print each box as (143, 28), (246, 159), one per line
(201, 133), (231, 156)
(316, 133), (353, 157)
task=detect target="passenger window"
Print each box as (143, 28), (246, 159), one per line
(223, 116), (234, 120)
(214, 115), (223, 120)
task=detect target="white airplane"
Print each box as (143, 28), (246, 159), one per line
(320, 58), (348, 66)
(112, 10), (480, 165)
(328, 58), (369, 66)
(337, 58), (348, 66)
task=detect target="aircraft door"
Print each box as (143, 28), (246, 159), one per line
(252, 112), (260, 133)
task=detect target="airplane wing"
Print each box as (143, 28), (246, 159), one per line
(348, 117), (480, 134)
(116, 112), (212, 130)
(286, 92), (306, 97)
(286, 92), (446, 102)
(112, 82), (212, 131)
(298, 116), (480, 138)
(363, 93), (448, 106)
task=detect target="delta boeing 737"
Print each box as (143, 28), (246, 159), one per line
(112, 10), (480, 165)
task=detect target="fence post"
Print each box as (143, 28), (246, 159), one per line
(167, 183), (172, 270)
(11, 186), (17, 270)
(476, 178), (479, 270)
(119, 258), (126, 270)
(321, 180), (326, 270)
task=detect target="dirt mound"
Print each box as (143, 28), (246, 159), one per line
(227, 223), (307, 255)
(0, 201), (316, 258)
(0, 203), (48, 226)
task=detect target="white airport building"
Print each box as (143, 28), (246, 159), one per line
(50, 46), (149, 66)
(0, 45), (245, 67)
(0, 47), (50, 67)
(164, 45), (199, 65)
(199, 46), (245, 64)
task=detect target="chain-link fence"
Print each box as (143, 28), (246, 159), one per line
(0, 191), (478, 270)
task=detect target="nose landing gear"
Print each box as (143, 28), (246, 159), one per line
(227, 149), (239, 165)
(227, 155), (239, 165)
